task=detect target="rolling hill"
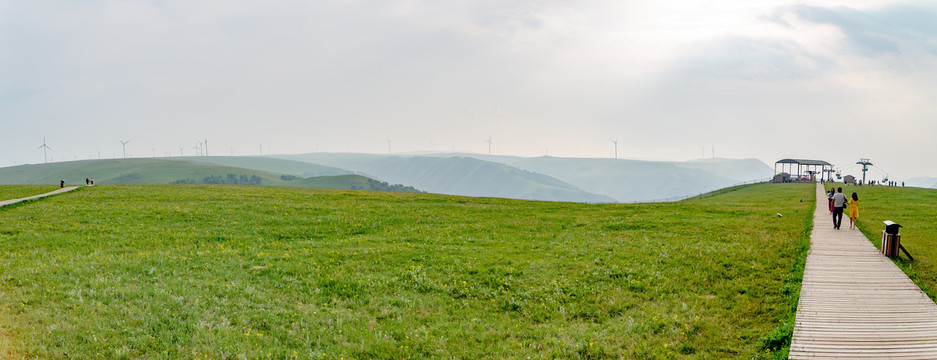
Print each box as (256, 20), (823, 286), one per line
(278, 152), (774, 202)
(172, 156), (350, 177)
(0, 158), (419, 192)
(276, 153), (614, 203)
(0, 153), (775, 203)
(0, 158), (281, 185)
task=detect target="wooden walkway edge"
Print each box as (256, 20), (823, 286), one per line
(789, 183), (937, 359)
(0, 186), (81, 208)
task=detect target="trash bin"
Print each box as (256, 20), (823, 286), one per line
(881, 220), (901, 257)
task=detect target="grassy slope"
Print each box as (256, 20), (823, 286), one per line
(851, 185), (937, 299)
(0, 159), (398, 192)
(0, 183), (814, 359)
(172, 156), (350, 177)
(0, 159), (286, 185)
(0, 185), (61, 201)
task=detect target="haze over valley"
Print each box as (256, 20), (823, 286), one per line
(0, 153), (775, 203)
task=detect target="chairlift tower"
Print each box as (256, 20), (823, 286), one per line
(857, 158), (873, 185)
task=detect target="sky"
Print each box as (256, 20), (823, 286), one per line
(2, 0), (936, 179)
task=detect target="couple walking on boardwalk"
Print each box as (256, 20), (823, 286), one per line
(828, 187), (859, 230)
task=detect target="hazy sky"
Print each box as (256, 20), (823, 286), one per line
(3, 0), (936, 178)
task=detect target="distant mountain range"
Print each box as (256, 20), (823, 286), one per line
(0, 153), (775, 203)
(275, 153), (614, 202)
(275, 153), (774, 202)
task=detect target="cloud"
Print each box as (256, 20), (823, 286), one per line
(675, 36), (834, 81)
(781, 4), (937, 57)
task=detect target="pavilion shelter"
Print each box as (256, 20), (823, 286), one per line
(774, 159), (833, 182)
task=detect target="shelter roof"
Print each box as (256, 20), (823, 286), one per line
(775, 159), (832, 166)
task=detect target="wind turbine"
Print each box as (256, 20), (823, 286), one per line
(612, 139), (618, 159)
(37, 137), (52, 164)
(486, 137), (493, 155)
(120, 140), (130, 158)
(203, 139), (208, 156)
(387, 139), (392, 154)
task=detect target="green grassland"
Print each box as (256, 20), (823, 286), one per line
(0, 159), (283, 186)
(0, 159), (414, 193)
(851, 185), (937, 300)
(0, 182), (814, 359)
(0, 185), (61, 201)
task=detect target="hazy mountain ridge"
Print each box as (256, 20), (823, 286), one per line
(277, 154), (614, 203)
(177, 156), (350, 177)
(495, 157), (751, 202)
(411, 153), (773, 202)
(277, 152), (774, 203)
(0, 154), (775, 203)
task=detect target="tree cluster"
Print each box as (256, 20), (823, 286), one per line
(365, 179), (421, 193)
(170, 174), (262, 185)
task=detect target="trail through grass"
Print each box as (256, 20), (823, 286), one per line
(0, 185), (61, 202)
(0, 183), (814, 358)
(850, 185), (937, 300)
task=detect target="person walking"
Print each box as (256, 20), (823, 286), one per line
(848, 192), (859, 229)
(827, 187), (835, 214)
(831, 187), (848, 230)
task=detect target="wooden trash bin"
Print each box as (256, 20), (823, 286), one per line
(881, 231), (901, 257)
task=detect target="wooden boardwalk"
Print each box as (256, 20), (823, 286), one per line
(790, 183), (937, 359)
(0, 186), (80, 208)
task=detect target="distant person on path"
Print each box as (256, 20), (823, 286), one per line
(60, 180), (64, 188)
(827, 187), (835, 214)
(848, 192), (859, 229)
(85, 178), (90, 185)
(832, 187), (847, 230)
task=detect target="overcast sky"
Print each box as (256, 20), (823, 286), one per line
(2, 0), (935, 178)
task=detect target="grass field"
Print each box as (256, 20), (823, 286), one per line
(850, 184), (937, 300)
(0, 183), (814, 359)
(0, 185), (61, 202)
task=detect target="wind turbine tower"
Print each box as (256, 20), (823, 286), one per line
(612, 139), (619, 159)
(38, 138), (52, 164)
(857, 158), (873, 185)
(120, 140), (130, 159)
(203, 139), (208, 156)
(486, 137), (493, 155)
(387, 139), (392, 154)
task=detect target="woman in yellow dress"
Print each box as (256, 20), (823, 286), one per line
(848, 192), (859, 229)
